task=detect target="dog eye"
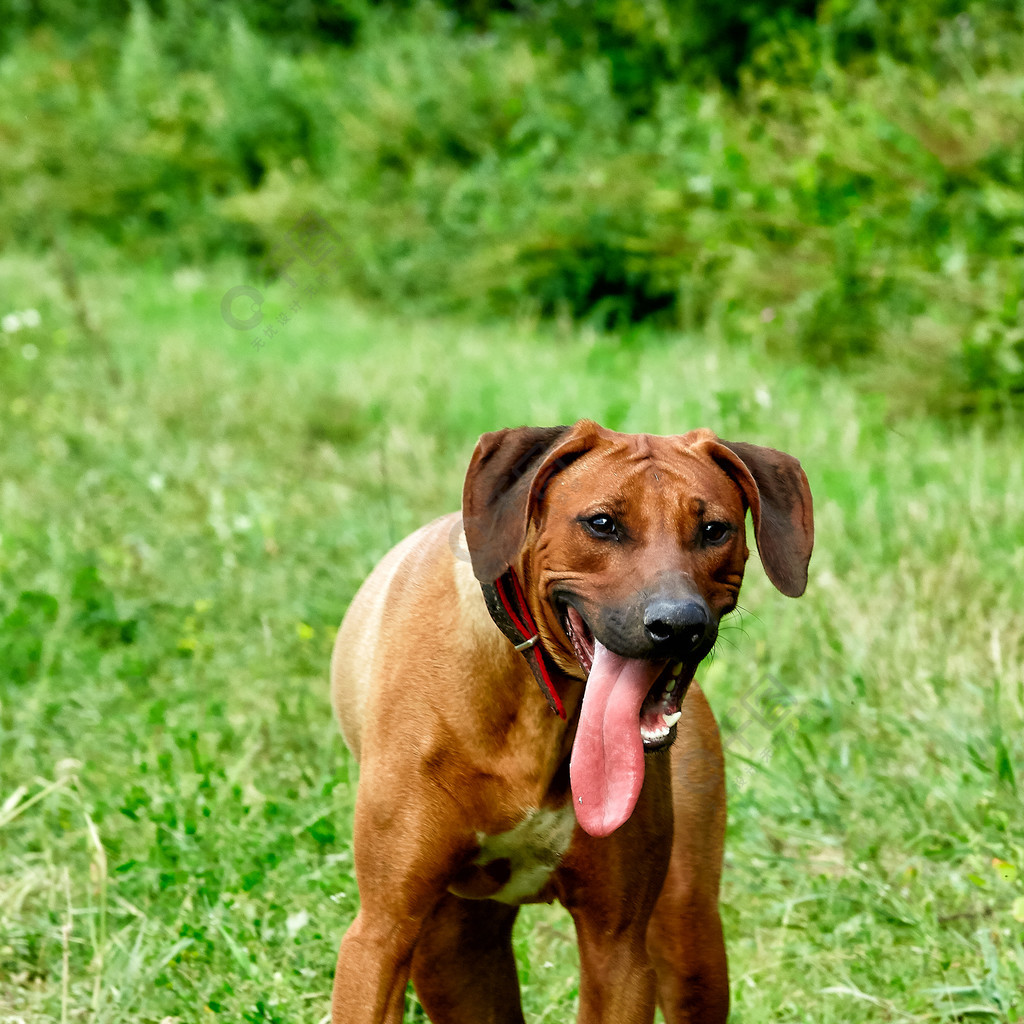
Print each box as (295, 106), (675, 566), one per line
(583, 515), (618, 538)
(702, 521), (731, 545)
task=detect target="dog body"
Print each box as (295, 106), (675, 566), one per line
(330, 421), (813, 1023)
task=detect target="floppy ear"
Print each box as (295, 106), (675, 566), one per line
(462, 422), (598, 583)
(707, 440), (814, 597)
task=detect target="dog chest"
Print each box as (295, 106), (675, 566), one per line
(447, 805), (576, 905)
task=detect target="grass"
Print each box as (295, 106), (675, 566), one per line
(0, 248), (1022, 1022)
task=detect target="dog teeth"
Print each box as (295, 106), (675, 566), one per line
(671, 662), (683, 677)
(663, 711), (682, 728)
(662, 679), (676, 698)
(641, 725), (669, 742)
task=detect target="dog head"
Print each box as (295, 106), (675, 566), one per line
(462, 419), (813, 836)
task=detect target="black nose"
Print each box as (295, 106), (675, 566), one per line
(643, 599), (711, 654)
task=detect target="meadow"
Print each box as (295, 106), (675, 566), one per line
(0, 249), (1022, 1022)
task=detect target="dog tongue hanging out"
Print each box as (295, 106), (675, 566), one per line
(330, 418), (812, 1024)
(569, 641), (667, 835)
(561, 606), (696, 836)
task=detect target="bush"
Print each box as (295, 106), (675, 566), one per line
(960, 313), (1024, 412)
(0, 0), (364, 54)
(0, 7), (336, 259)
(3, 1), (1024, 411)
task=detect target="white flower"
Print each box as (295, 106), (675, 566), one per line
(21, 309), (41, 328)
(2, 313), (21, 333)
(285, 910), (309, 938)
(148, 473), (166, 492)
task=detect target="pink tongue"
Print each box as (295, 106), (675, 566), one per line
(569, 640), (665, 837)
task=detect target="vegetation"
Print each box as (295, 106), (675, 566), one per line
(1, 2), (1023, 1021)
(1, 254), (1022, 1021)
(2, 2), (1024, 410)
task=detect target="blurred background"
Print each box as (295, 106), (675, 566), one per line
(1, 2), (1023, 1022)
(1, 0), (1023, 406)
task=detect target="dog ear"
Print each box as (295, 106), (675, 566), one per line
(462, 422), (598, 583)
(708, 440), (814, 597)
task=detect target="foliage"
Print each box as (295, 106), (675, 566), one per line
(2, 2), (1024, 409)
(0, 0), (365, 53)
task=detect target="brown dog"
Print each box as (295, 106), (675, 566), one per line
(329, 420), (813, 1023)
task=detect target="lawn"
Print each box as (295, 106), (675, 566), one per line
(0, 251), (1022, 1022)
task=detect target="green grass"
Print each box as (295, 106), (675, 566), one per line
(1, 249), (1022, 1022)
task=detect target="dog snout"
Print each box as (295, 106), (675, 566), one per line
(643, 598), (712, 656)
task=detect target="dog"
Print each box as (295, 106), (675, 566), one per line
(329, 419), (813, 1023)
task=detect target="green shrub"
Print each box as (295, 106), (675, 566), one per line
(959, 311), (1024, 412)
(0, 7), (336, 259)
(3, 1), (1024, 410)
(0, 0), (365, 54)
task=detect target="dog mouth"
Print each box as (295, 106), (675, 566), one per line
(558, 600), (697, 839)
(561, 603), (691, 751)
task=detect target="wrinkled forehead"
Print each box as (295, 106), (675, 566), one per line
(546, 429), (745, 515)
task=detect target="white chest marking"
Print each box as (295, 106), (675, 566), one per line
(473, 805), (577, 905)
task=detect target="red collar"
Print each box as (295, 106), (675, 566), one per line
(480, 569), (566, 719)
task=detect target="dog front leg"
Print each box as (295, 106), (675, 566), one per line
(331, 792), (455, 1024)
(572, 912), (659, 1024)
(646, 683), (729, 1024)
(332, 906), (419, 1024)
(560, 765), (674, 1024)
